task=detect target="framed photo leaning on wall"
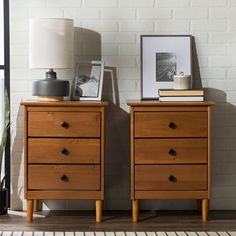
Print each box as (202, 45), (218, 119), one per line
(141, 35), (192, 100)
(71, 60), (105, 101)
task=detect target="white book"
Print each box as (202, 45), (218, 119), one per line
(159, 96), (204, 102)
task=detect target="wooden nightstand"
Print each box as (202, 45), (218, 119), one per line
(127, 100), (214, 223)
(21, 100), (108, 223)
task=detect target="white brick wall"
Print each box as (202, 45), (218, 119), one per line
(10, 0), (236, 211)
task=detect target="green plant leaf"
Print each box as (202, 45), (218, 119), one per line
(0, 90), (10, 190)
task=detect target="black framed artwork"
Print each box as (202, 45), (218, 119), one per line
(141, 35), (192, 100)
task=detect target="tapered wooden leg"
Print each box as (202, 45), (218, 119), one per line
(132, 200), (139, 223)
(202, 199), (208, 223)
(96, 200), (102, 223)
(197, 199), (202, 212)
(27, 200), (33, 223)
(33, 200), (38, 212)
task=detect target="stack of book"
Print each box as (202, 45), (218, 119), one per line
(158, 89), (204, 102)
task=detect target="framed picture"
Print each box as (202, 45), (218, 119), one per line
(141, 35), (192, 100)
(71, 60), (105, 100)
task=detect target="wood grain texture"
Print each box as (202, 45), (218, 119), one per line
(132, 200), (139, 223)
(27, 200), (33, 223)
(28, 165), (100, 190)
(128, 101), (214, 222)
(135, 190), (208, 199)
(96, 200), (103, 223)
(28, 138), (100, 164)
(135, 111), (208, 137)
(21, 101), (108, 223)
(24, 107), (28, 199)
(130, 107), (135, 200)
(28, 111), (101, 137)
(202, 199), (209, 222)
(135, 138), (207, 164)
(100, 107), (105, 200)
(27, 191), (102, 199)
(135, 165), (207, 191)
(21, 100), (109, 107)
(208, 106), (212, 199)
(1, 210), (236, 231)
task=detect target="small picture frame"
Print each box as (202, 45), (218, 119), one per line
(141, 35), (192, 100)
(71, 60), (105, 101)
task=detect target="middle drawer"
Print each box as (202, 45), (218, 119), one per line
(28, 138), (100, 164)
(135, 138), (207, 164)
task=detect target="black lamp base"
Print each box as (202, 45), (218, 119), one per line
(32, 75), (69, 102)
(32, 69), (70, 101)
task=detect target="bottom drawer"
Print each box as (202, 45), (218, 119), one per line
(135, 165), (207, 191)
(28, 165), (100, 190)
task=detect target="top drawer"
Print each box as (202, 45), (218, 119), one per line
(135, 111), (207, 138)
(28, 111), (100, 137)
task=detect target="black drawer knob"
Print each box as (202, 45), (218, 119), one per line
(168, 175), (176, 182)
(168, 122), (176, 129)
(60, 148), (69, 155)
(60, 121), (69, 129)
(60, 174), (69, 182)
(168, 149), (176, 156)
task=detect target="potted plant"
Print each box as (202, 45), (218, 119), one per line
(0, 91), (10, 215)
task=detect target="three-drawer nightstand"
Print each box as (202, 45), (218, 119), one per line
(127, 100), (214, 223)
(21, 100), (108, 223)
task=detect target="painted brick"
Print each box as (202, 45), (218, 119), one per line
(84, 0), (117, 7)
(174, 8), (208, 19)
(209, 56), (232, 67)
(12, 0), (45, 8)
(64, 8), (100, 19)
(156, 20), (190, 32)
(119, 21), (154, 32)
(82, 20), (118, 32)
(228, 44), (236, 55)
(102, 44), (119, 56)
(119, 44), (139, 56)
(118, 79), (137, 91)
(118, 68), (140, 79)
(191, 0), (227, 7)
(200, 68), (226, 79)
(102, 55), (136, 67)
(101, 8), (135, 19)
(210, 8), (236, 19)
(137, 8), (172, 19)
(157, 0), (190, 7)
(196, 44), (227, 56)
(229, 20), (236, 31)
(191, 20), (227, 31)
(29, 8), (64, 18)
(102, 32), (136, 43)
(46, 0), (82, 7)
(119, 0), (155, 7)
(210, 33), (236, 43)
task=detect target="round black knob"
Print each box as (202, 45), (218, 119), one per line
(60, 175), (69, 182)
(168, 122), (176, 129)
(168, 149), (176, 156)
(168, 175), (176, 182)
(60, 121), (69, 129)
(60, 148), (69, 155)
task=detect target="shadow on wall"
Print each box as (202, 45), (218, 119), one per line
(11, 106), (24, 210)
(205, 88), (236, 210)
(43, 28), (130, 210)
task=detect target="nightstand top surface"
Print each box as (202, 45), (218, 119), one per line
(21, 100), (109, 107)
(127, 99), (215, 107)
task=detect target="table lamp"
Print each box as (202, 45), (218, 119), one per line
(29, 18), (74, 101)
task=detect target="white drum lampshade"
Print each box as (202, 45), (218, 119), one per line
(29, 18), (74, 101)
